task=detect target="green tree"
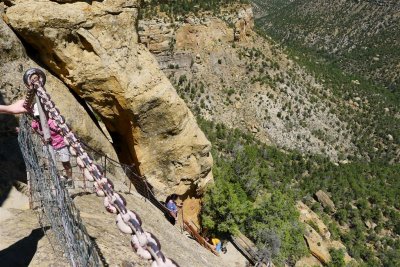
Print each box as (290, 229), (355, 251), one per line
(328, 249), (345, 267)
(201, 167), (252, 233)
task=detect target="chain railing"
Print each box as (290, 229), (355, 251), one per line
(18, 115), (102, 266)
(19, 68), (179, 267)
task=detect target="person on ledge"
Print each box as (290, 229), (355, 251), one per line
(0, 99), (28, 114)
(165, 193), (183, 222)
(31, 104), (73, 184)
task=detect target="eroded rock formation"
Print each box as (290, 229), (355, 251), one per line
(139, 5), (253, 56)
(296, 201), (354, 265)
(5, 0), (213, 198)
(0, 12), (117, 186)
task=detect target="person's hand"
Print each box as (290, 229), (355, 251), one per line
(7, 99), (28, 114)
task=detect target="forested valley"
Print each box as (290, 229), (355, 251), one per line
(140, 0), (400, 266)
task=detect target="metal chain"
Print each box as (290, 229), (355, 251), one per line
(18, 115), (102, 266)
(22, 68), (179, 267)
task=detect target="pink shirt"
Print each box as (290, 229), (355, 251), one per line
(31, 119), (66, 150)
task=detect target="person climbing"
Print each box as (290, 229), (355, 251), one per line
(165, 193), (183, 222)
(0, 99), (28, 114)
(31, 103), (73, 185)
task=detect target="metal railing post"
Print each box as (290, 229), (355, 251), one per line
(35, 95), (56, 163)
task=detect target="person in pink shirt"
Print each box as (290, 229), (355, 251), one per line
(31, 104), (73, 182)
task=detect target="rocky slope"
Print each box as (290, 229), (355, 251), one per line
(296, 201), (354, 266)
(138, 5), (357, 161)
(138, 5), (363, 266)
(3, 0), (213, 199)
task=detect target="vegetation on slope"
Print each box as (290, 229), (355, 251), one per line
(139, 3), (400, 265)
(251, 0), (400, 160)
(278, 44), (400, 163)
(141, 0), (248, 18)
(171, 37), (399, 162)
(198, 118), (400, 266)
(253, 0), (400, 91)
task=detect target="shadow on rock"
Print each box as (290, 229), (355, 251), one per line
(0, 226), (49, 267)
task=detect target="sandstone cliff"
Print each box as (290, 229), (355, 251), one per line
(0, 10), (117, 188)
(138, 5), (356, 160)
(4, 0), (213, 199)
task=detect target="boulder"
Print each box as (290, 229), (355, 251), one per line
(364, 220), (377, 230)
(304, 225), (331, 264)
(315, 190), (335, 211)
(6, 0), (213, 198)
(297, 201), (331, 239)
(298, 201), (354, 265)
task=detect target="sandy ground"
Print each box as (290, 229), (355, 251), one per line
(221, 241), (249, 267)
(0, 187), (68, 266)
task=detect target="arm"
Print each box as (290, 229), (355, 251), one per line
(0, 99), (28, 114)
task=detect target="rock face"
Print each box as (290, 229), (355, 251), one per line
(0, 13), (117, 191)
(315, 190), (335, 211)
(232, 5), (254, 41)
(296, 201), (354, 266)
(295, 255), (322, 267)
(138, 5), (253, 56)
(5, 0), (213, 198)
(303, 224), (331, 264)
(138, 6), (356, 160)
(139, 17), (175, 54)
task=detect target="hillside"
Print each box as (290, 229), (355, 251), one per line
(139, 2), (400, 266)
(139, 2), (399, 163)
(253, 0), (400, 92)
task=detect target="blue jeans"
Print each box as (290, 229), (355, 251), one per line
(216, 242), (222, 252)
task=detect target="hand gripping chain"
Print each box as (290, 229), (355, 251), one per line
(23, 68), (179, 267)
